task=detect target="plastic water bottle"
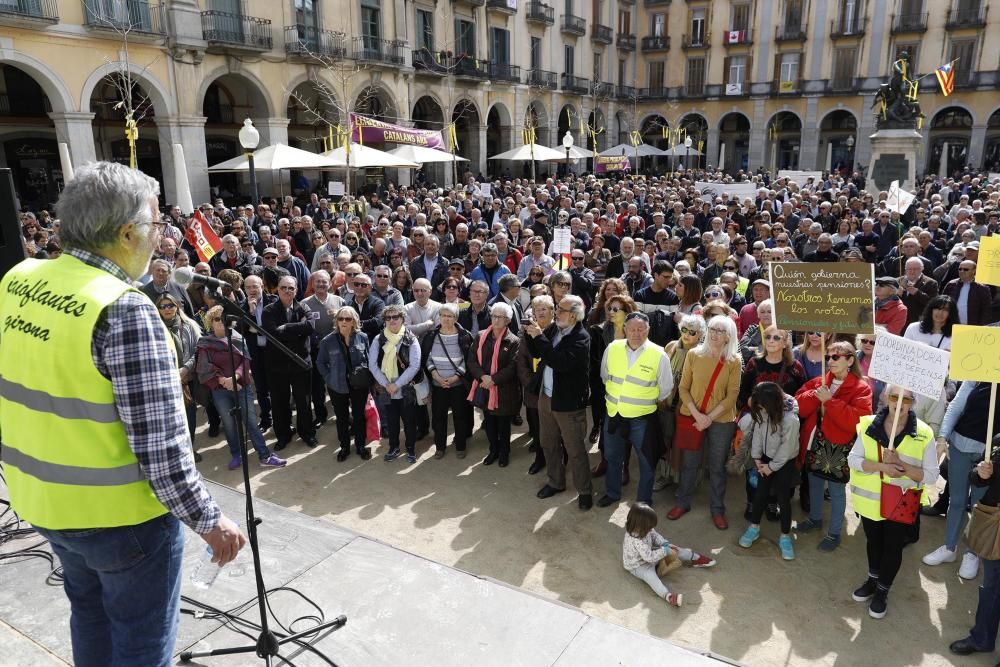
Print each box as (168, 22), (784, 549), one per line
(190, 545), (222, 589)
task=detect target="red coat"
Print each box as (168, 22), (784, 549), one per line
(874, 298), (908, 336)
(502, 247), (523, 275)
(794, 372), (873, 465)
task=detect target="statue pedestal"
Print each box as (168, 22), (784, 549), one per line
(868, 128), (922, 193)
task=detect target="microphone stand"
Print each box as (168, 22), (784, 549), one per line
(179, 292), (346, 665)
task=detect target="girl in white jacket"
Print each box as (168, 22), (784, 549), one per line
(622, 502), (716, 607)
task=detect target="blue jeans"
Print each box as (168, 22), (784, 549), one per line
(35, 513), (185, 667)
(809, 473), (847, 537)
(212, 386), (272, 460)
(946, 445), (987, 550)
(604, 415), (654, 503)
(969, 556), (1000, 651)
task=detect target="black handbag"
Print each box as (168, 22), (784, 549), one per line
(471, 386), (490, 409)
(341, 336), (372, 391)
(805, 414), (851, 483)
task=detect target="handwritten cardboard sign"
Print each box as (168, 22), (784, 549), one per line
(770, 262), (875, 334)
(950, 325), (1000, 383)
(976, 236), (1000, 287)
(867, 333), (950, 398)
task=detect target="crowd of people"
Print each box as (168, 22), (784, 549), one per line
(16, 165), (1000, 645)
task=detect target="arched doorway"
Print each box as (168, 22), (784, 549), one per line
(452, 99), (480, 183)
(819, 109), (858, 174)
(412, 95), (445, 186)
(928, 106), (973, 177)
(90, 76), (163, 194)
(766, 111), (802, 170)
(0, 64), (61, 211)
(486, 103), (512, 179)
(203, 73), (272, 201)
(719, 112), (751, 173)
(640, 113), (669, 150)
(678, 113), (708, 169)
(286, 81), (340, 199)
(985, 109), (1000, 173)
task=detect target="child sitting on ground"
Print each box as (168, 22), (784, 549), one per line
(622, 502), (716, 607)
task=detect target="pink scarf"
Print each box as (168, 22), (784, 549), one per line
(467, 328), (505, 410)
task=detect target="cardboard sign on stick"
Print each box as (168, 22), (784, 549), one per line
(976, 236), (1000, 287)
(867, 333), (950, 399)
(770, 262), (875, 334)
(950, 325), (1000, 383)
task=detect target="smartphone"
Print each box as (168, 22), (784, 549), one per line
(520, 318), (533, 326)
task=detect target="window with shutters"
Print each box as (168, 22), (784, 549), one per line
(731, 2), (751, 31)
(619, 59), (627, 86)
(416, 9), (434, 51)
(361, 1), (381, 48)
(949, 40), (975, 86)
(899, 0), (921, 14)
(456, 18), (475, 56)
(530, 37), (541, 70)
(774, 52), (800, 92)
(594, 52), (602, 81)
(727, 55), (747, 85)
(618, 10), (630, 33)
(686, 57), (705, 95)
(649, 61), (666, 91)
(784, 0), (802, 27)
(490, 28), (510, 65)
(690, 8), (706, 43)
(832, 47), (856, 88)
(652, 13), (666, 36)
(592, 0), (603, 25)
(565, 44), (575, 75)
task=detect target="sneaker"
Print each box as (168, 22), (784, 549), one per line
(922, 545), (957, 566)
(959, 552), (981, 580)
(652, 474), (671, 491)
(666, 592), (683, 607)
(738, 525), (760, 548)
(690, 553), (716, 568)
(228, 456), (242, 471)
(384, 448), (401, 462)
(868, 586), (889, 619)
(794, 518), (823, 533)
(852, 576), (879, 602)
(260, 454), (287, 468)
(817, 534), (841, 552)
(406, 453), (417, 464)
(778, 535), (795, 561)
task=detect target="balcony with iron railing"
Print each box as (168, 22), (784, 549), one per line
(450, 55), (491, 79)
(561, 13), (586, 35)
(830, 16), (866, 39)
(412, 48), (448, 75)
(526, 1), (555, 25)
(0, 0), (58, 25)
(490, 62), (522, 83)
(890, 12), (928, 33)
(452, 0), (486, 6)
(775, 23), (807, 41)
(561, 74), (590, 94)
(723, 28), (753, 46)
(681, 32), (710, 49)
(770, 80), (801, 96)
(680, 83), (705, 97)
(945, 5), (988, 29)
(591, 81), (613, 96)
(526, 68), (558, 89)
(202, 10), (272, 51)
(617, 33), (636, 50)
(82, 0), (165, 36)
(592, 24), (613, 44)
(284, 25), (346, 59)
(641, 35), (670, 51)
(351, 37), (406, 66)
(486, 0), (517, 14)
(827, 76), (859, 93)
(644, 0), (671, 5)
(640, 86), (671, 99)
(615, 84), (638, 99)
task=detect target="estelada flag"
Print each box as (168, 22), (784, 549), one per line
(935, 63), (955, 97)
(185, 210), (223, 263)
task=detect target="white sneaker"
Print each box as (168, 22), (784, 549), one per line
(959, 552), (981, 580)
(922, 545), (957, 566)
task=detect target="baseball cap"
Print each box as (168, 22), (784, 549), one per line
(262, 247), (278, 256)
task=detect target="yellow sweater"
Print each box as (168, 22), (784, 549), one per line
(677, 349), (743, 423)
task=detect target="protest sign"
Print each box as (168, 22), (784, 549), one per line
(950, 325), (1000, 383)
(595, 155), (631, 173)
(770, 262), (874, 334)
(478, 183), (491, 199)
(695, 181), (758, 201)
(349, 112), (447, 150)
(867, 333), (949, 398)
(886, 180), (915, 214)
(777, 170), (823, 186)
(976, 236), (1000, 287)
(550, 227), (573, 255)
(328, 181), (345, 196)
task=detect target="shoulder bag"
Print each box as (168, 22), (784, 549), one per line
(434, 330), (471, 391)
(878, 444), (922, 525)
(675, 357), (725, 452)
(805, 411), (851, 483)
(341, 336), (373, 391)
(966, 503), (1000, 560)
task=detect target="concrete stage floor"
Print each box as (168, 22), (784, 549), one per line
(0, 480), (730, 666)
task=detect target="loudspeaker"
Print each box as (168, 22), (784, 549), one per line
(0, 169), (27, 280)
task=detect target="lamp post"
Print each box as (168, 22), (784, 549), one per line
(238, 118), (260, 209)
(684, 136), (692, 172)
(563, 131), (574, 177)
(846, 134), (855, 173)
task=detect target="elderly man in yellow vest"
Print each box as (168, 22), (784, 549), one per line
(0, 162), (245, 666)
(597, 311), (673, 508)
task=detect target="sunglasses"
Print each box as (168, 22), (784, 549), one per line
(959, 268), (974, 272)
(336, 317), (354, 322)
(354, 282), (370, 288)
(724, 265), (737, 270)
(824, 354), (850, 362)
(680, 326), (699, 335)
(278, 286), (296, 292)
(860, 338), (876, 345)
(384, 314), (403, 321)
(886, 395), (914, 405)
(764, 334), (784, 342)
(157, 303), (176, 310)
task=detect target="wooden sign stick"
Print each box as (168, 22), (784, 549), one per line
(887, 391), (904, 452)
(987, 382), (998, 460)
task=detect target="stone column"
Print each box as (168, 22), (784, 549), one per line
(476, 123), (487, 179)
(855, 94), (877, 172)
(969, 125), (988, 170)
(748, 98), (767, 170)
(799, 97), (820, 170)
(157, 115), (208, 206)
(706, 127), (720, 170)
(48, 112), (97, 168)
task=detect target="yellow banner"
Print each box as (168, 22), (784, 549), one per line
(779, 80), (794, 92)
(951, 325), (1000, 383)
(977, 236), (1000, 286)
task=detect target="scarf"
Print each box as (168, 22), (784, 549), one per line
(467, 328), (504, 410)
(611, 310), (626, 338)
(381, 327), (405, 381)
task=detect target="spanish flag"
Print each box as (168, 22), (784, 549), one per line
(935, 63), (955, 97)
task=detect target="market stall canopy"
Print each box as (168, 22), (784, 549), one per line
(207, 143), (345, 172)
(489, 143), (567, 162)
(599, 143), (666, 158)
(661, 145), (703, 157)
(550, 144), (593, 160)
(386, 144), (468, 164)
(322, 143), (420, 169)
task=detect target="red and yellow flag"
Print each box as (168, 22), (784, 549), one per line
(185, 210), (223, 263)
(935, 63), (955, 97)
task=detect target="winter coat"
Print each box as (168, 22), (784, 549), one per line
(195, 330), (253, 391)
(795, 372), (873, 465)
(467, 328), (521, 416)
(316, 331), (370, 395)
(737, 396), (800, 472)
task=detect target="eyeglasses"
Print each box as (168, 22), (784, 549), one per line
(776, 239), (788, 244)
(336, 316), (354, 322)
(278, 286), (296, 292)
(445, 285), (459, 290)
(724, 265), (737, 271)
(553, 281), (570, 288)
(886, 395), (914, 405)
(354, 282), (370, 288)
(572, 256), (584, 261)
(764, 334), (785, 342)
(345, 272), (359, 277)
(808, 332), (823, 337)
(708, 327), (728, 335)
(959, 268), (974, 273)
(375, 274), (390, 279)
(607, 306), (622, 314)
(680, 326), (699, 335)
(860, 338), (876, 345)
(824, 354), (850, 362)
(384, 314), (403, 321)
(157, 303), (176, 310)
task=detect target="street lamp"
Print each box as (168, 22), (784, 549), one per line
(563, 131), (574, 177)
(846, 134), (856, 171)
(684, 136), (692, 171)
(239, 118), (260, 209)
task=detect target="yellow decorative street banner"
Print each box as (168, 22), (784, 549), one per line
(950, 325), (1000, 384)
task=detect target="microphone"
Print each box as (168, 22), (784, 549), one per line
(173, 266), (228, 292)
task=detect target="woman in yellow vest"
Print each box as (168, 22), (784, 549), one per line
(849, 386), (939, 619)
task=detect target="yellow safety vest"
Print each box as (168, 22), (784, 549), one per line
(605, 339), (662, 418)
(0, 254), (169, 529)
(849, 415), (933, 521)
